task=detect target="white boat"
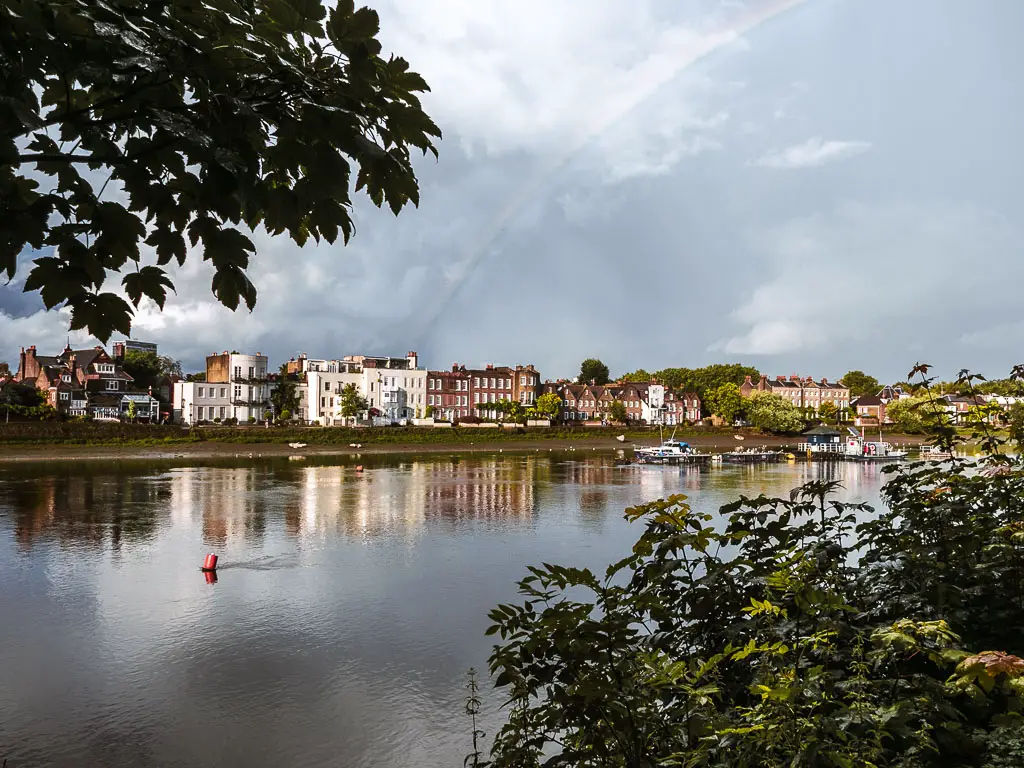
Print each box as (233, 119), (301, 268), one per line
(287, 442), (307, 449)
(843, 428), (907, 461)
(633, 429), (710, 465)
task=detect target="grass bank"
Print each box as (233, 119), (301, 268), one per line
(0, 421), (760, 448)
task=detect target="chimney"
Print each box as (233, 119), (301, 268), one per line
(19, 347), (26, 379)
(743, 375), (752, 385)
(486, 363), (493, 371)
(452, 363), (459, 372)
(112, 342), (124, 361)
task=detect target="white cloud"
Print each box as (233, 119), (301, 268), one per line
(755, 136), (871, 169)
(712, 201), (1021, 357)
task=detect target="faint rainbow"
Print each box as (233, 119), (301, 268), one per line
(413, 0), (815, 344)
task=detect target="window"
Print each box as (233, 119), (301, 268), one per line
(219, 407), (226, 418)
(234, 366), (241, 378)
(490, 377), (496, 389)
(220, 388), (226, 398)
(521, 375), (526, 386)
(105, 380), (119, 391)
(197, 406), (204, 420)
(248, 366), (254, 378)
(59, 391), (69, 401)
(474, 393), (479, 404)
(198, 387), (205, 398)
(234, 385), (242, 398)
(474, 377), (480, 387)
(321, 397), (326, 407)
(324, 381), (330, 392)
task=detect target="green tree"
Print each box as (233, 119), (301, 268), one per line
(424, 404), (434, 418)
(608, 400), (628, 424)
(885, 395), (934, 434)
(841, 370), (881, 398)
(620, 369), (651, 383)
(0, 380), (46, 407)
(534, 393), (562, 422)
(339, 382), (368, 420)
(186, 372), (206, 382)
(125, 399), (137, 421)
(1008, 402), (1024, 444)
(2, 0), (440, 340)
(818, 399), (839, 422)
(270, 363), (300, 418)
(704, 382), (743, 423)
(652, 367), (692, 391)
(121, 349), (180, 395)
(744, 391), (805, 433)
(579, 359), (610, 385)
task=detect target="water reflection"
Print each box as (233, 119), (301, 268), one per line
(0, 454), (892, 768)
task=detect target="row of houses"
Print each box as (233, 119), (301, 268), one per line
(8, 343), (161, 420)
(852, 388), (1024, 427)
(740, 375), (851, 410)
(169, 349), (705, 426)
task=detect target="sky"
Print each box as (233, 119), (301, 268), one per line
(2, 0), (1023, 383)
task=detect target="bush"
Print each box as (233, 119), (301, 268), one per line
(481, 366), (1024, 767)
(247, 416), (256, 424)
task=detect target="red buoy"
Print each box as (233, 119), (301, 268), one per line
(201, 553), (218, 571)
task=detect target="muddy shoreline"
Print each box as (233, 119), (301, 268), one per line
(0, 433), (926, 464)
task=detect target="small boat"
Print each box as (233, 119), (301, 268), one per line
(634, 428), (710, 465)
(287, 442), (307, 449)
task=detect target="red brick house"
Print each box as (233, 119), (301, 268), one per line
(14, 343), (153, 419)
(428, 362), (542, 421)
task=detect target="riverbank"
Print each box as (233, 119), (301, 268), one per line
(0, 432), (926, 464)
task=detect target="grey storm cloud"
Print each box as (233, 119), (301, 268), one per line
(3, 0), (1024, 383)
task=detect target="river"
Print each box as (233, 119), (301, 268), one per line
(0, 452), (892, 767)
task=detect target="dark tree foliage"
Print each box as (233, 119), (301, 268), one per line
(270, 363), (300, 418)
(579, 359), (610, 386)
(480, 364), (1024, 767)
(1, 0), (440, 340)
(120, 349), (179, 393)
(841, 370), (881, 398)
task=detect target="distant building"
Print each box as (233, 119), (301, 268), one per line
(543, 380), (699, 425)
(173, 351), (270, 424)
(13, 343), (159, 420)
(741, 375), (850, 411)
(302, 351), (427, 425)
(853, 394), (887, 427)
(114, 339), (158, 356)
(427, 362), (542, 422)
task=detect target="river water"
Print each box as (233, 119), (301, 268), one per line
(0, 452), (892, 767)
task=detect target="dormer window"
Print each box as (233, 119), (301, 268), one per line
(105, 380), (119, 391)
(62, 375), (71, 383)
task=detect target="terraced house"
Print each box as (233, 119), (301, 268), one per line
(546, 380), (700, 425)
(741, 375), (850, 412)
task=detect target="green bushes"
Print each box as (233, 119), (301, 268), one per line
(479, 366), (1024, 767)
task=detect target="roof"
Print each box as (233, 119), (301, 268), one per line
(121, 393), (158, 402)
(803, 425), (842, 436)
(854, 394), (884, 406)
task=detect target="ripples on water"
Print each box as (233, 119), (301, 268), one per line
(0, 453), (889, 767)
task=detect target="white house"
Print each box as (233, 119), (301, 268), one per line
(173, 351), (270, 424)
(302, 351), (427, 425)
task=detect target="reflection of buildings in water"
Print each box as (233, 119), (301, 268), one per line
(422, 457), (535, 523)
(295, 463), (431, 539)
(8, 472), (167, 550)
(167, 466), (269, 547)
(559, 459), (618, 488)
